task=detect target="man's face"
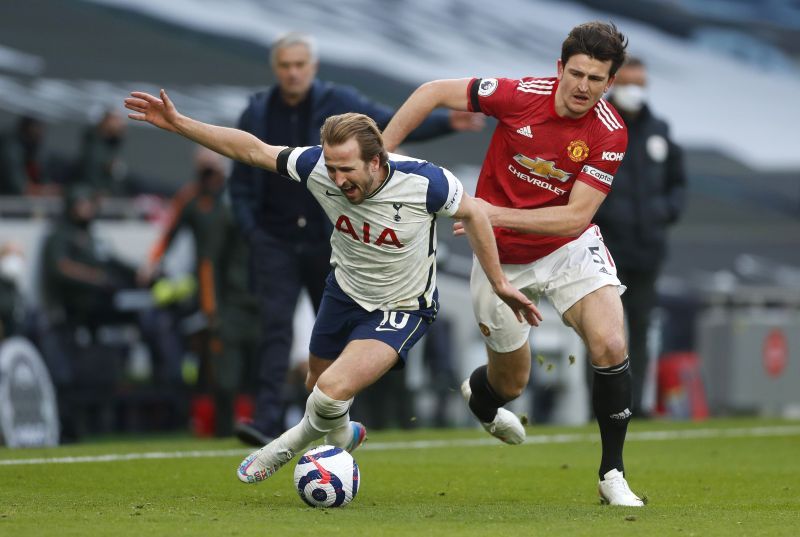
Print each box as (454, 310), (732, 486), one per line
(609, 63), (647, 114)
(71, 196), (97, 224)
(555, 54), (615, 118)
(322, 138), (381, 205)
(614, 64), (646, 88)
(272, 44), (317, 102)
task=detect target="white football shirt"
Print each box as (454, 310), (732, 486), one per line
(279, 146), (464, 312)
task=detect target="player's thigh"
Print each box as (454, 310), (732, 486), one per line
(471, 259), (535, 354)
(308, 283), (355, 362)
(542, 226), (623, 318)
(562, 284), (626, 366)
(315, 339), (399, 400)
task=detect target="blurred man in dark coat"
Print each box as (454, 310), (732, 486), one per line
(594, 57), (687, 417)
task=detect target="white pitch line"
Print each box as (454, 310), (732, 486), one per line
(1, 425), (799, 467)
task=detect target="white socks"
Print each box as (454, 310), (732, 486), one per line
(279, 385), (352, 453)
(325, 422), (355, 449)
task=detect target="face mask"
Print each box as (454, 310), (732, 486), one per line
(612, 84), (646, 113)
(0, 254), (25, 285)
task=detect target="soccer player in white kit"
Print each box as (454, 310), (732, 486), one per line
(124, 89), (541, 484)
(383, 22), (645, 506)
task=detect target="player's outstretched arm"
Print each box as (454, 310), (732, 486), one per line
(124, 89), (284, 172)
(454, 184), (607, 238)
(487, 182), (607, 236)
(453, 194), (542, 326)
(383, 79), (471, 152)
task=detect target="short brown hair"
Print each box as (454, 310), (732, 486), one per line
(561, 21), (628, 77)
(320, 113), (388, 167)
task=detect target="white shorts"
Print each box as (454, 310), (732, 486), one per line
(471, 225), (625, 353)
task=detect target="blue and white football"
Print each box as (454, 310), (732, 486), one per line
(293, 445), (360, 508)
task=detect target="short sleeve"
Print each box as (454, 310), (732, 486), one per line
(576, 104), (629, 194)
(284, 146), (323, 184)
(467, 77), (518, 121)
(426, 166), (464, 217)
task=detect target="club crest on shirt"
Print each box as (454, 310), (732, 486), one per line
(567, 139), (589, 162)
(392, 202), (403, 222)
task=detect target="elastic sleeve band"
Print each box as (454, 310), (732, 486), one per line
(276, 147), (294, 176)
(469, 78), (482, 113)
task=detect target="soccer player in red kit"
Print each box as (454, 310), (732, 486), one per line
(383, 22), (643, 506)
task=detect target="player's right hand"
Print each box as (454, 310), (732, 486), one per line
(124, 89), (181, 133)
(493, 280), (542, 327)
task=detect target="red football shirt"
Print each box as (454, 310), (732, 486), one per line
(467, 76), (628, 264)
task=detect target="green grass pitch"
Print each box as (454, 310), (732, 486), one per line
(1, 418), (799, 536)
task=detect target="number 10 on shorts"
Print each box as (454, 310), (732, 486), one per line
(376, 311), (410, 331)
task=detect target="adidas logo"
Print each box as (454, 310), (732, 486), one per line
(599, 267), (611, 275)
(610, 408), (632, 420)
(516, 125), (533, 138)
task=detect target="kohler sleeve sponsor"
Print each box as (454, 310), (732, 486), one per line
(601, 151), (625, 161)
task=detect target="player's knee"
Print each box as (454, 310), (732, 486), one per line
(588, 333), (627, 367)
(315, 375), (353, 402)
(305, 385), (351, 433)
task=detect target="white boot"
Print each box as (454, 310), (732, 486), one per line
(461, 379), (525, 445)
(598, 469), (644, 506)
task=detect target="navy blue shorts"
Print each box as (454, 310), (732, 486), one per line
(309, 273), (437, 367)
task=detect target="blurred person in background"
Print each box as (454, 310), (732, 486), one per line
(230, 31), (485, 446)
(0, 115), (63, 196)
(38, 185), (184, 440)
(142, 147), (260, 437)
(73, 109), (131, 196)
(40, 186), (141, 329)
(594, 57), (687, 418)
(383, 21), (644, 507)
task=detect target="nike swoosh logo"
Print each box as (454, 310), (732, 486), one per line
(308, 453), (331, 484)
(325, 190), (342, 197)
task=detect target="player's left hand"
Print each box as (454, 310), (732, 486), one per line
(448, 110), (485, 132)
(493, 280), (542, 326)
